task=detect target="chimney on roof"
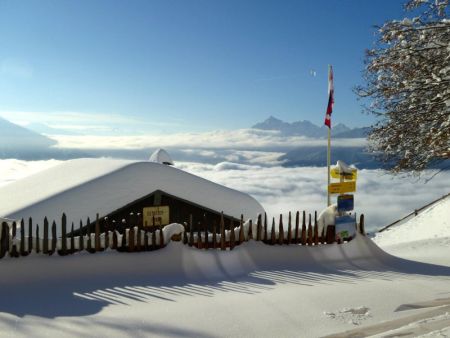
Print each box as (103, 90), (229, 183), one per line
(149, 149), (174, 165)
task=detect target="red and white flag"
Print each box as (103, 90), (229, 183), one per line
(324, 65), (334, 128)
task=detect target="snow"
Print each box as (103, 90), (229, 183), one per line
(0, 158), (265, 230)
(0, 160), (449, 337)
(149, 148), (174, 165)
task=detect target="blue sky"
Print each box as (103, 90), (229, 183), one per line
(0, 0), (407, 134)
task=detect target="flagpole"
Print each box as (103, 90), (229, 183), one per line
(326, 64), (332, 207)
(327, 121), (331, 206)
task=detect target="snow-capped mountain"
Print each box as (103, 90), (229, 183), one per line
(0, 117), (56, 151)
(252, 116), (368, 138)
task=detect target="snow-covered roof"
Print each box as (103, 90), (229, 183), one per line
(0, 158), (264, 226)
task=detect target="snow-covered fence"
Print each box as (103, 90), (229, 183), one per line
(0, 212), (365, 259)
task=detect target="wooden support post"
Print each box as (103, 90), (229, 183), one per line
(43, 217), (49, 254)
(197, 220), (202, 249)
(61, 214), (67, 255)
(51, 221), (57, 254)
(294, 211), (300, 244)
(95, 213), (101, 252)
(287, 212), (292, 244)
(326, 225), (335, 244)
(20, 219), (26, 256)
(271, 217), (276, 245)
(229, 218), (235, 250)
(0, 222), (8, 258)
(189, 215), (194, 247)
(239, 215), (244, 244)
(314, 211), (319, 245)
(307, 213), (313, 246)
(28, 218), (33, 254)
(301, 211), (307, 245)
(359, 214), (365, 235)
(278, 214), (284, 245)
(121, 227), (127, 252)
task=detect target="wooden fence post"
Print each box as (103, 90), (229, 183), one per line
(144, 230), (149, 251)
(183, 223), (188, 245)
(220, 213), (225, 251)
(0, 222), (9, 258)
(189, 214), (194, 247)
(271, 217), (276, 245)
(104, 218), (110, 251)
(359, 214), (365, 235)
(28, 218), (33, 254)
(307, 213), (313, 246)
(95, 213), (101, 252)
(151, 229), (156, 250)
(248, 217), (253, 240)
(295, 211), (300, 244)
(212, 220), (217, 249)
(287, 212), (292, 244)
(301, 211), (307, 245)
(70, 223), (75, 253)
(61, 214), (67, 255)
(203, 214), (208, 250)
(86, 217), (92, 252)
(314, 211), (319, 245)
(112, 222), (118, 250)
(264, 213), (268, 242)
(136, 223), (142, 252)
(79, 220), (84, 251)
(35, 224), (40, 254)
(229, 218), (235, 250)
(129, 227), (135, 252)
(51, 221), (57, 254)
(278, 215), (284, 245)
(121, 226), (127, 252)
(239, 215), (244, 244)
(159, 226), (165, 249)
(10, 222), (19, 257)
(43, 217), (49, 254)
(257, 214), (262, 241)
(20, 219), (27, 256)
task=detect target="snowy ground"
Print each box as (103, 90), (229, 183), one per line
(0, 159), (449, 337)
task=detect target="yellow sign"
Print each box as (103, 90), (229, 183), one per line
(328, 181), (356, 194)
(143, 206), (170, 227)
(330, 168), (358, 180)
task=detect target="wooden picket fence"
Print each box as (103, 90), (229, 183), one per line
(0, 212), (365, 259)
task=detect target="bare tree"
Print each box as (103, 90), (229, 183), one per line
(356, 0), (450, 174)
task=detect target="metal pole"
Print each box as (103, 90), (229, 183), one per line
(327, 125), (331, 206)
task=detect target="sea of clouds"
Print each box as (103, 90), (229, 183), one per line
(2, 158), (449, 233)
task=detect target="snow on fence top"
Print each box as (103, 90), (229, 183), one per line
(0, 158), (265, 226)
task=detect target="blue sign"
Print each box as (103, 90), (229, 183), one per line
(335, 214), (356, 240)
(337, 194), (354, 212)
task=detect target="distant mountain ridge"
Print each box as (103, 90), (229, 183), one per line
(252, 116), (369, 138)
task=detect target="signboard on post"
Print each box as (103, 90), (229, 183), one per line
(143, 206), (170, 227)
(335, 214), (356, 241)
(337, 194), (354, 212)
(328, 181), (356, 194)
(330, 168), (357, 180)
